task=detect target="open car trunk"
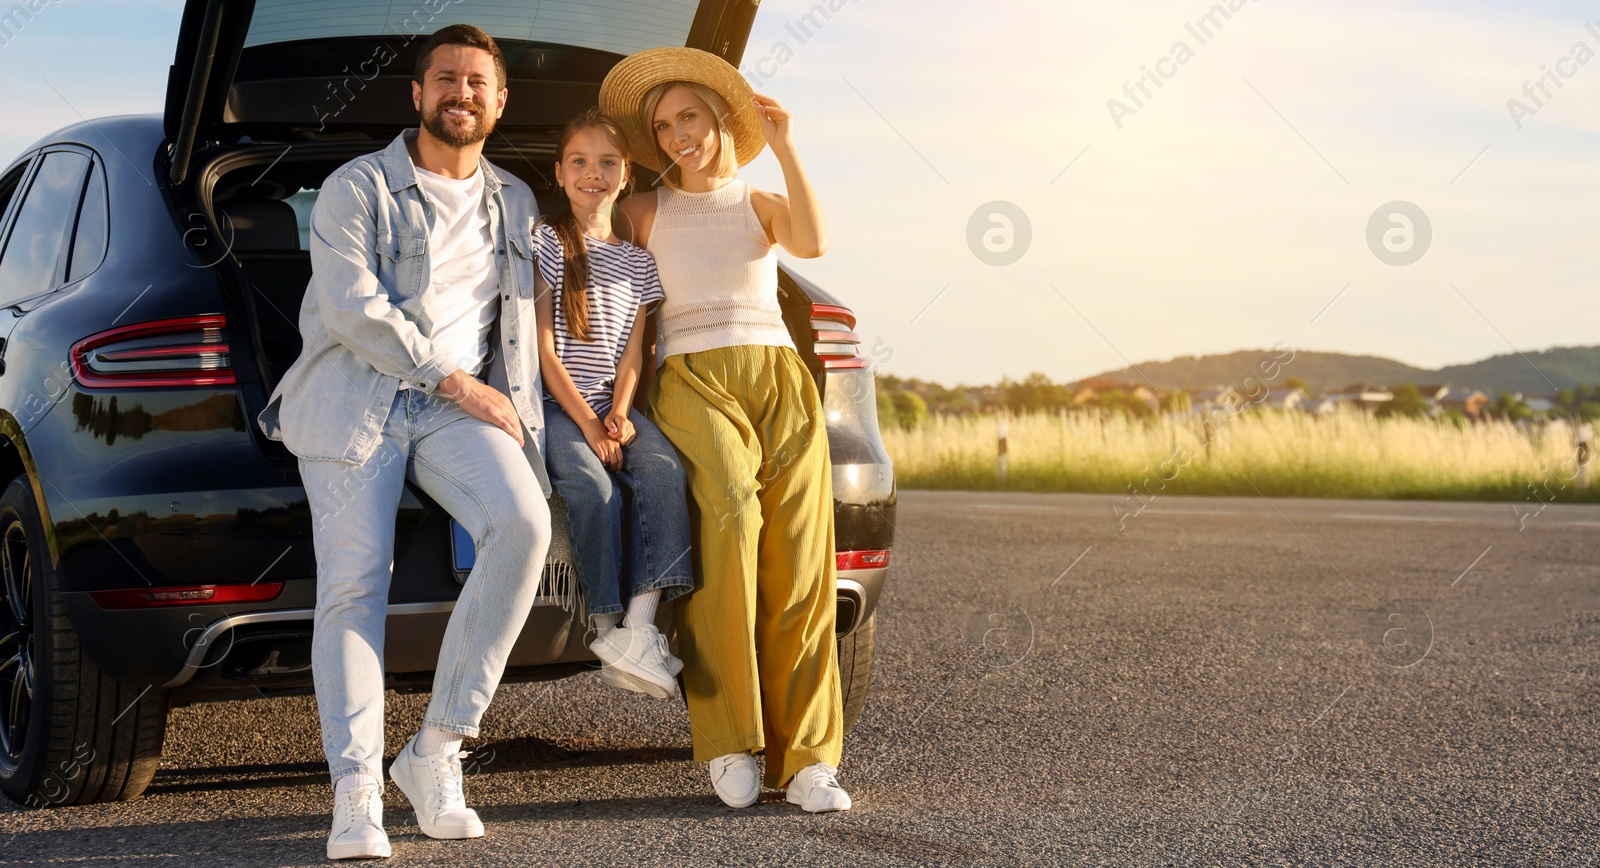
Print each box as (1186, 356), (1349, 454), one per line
(199, 140), (840, 410)
(144, 0), (887, 700)
(164, 0), (759, 180)
(167, 0), (763, 394)
(199, 140), (563, 390)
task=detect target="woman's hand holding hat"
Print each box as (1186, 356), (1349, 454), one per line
(751, 92), (794, 152)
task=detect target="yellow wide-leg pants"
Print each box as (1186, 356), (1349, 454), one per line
(648, 344), (843, 788)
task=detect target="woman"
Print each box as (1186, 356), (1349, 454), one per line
(600, 47), (851, 812)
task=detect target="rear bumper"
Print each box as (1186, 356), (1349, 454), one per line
(837, 566), (888, 635)
(161, 599), (594, 691)
(58, 439), (893, 694)
(61, 580), (597, 694)
(67, 574), (885, 695)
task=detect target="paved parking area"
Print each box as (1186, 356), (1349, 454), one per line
(3, 490), (1597, 865)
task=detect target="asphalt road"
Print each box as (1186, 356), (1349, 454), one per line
(3, 490), (1598, 866)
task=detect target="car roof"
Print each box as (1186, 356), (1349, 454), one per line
(11, 114), (164, 172)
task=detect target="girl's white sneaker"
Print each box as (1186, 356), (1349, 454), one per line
(589, 624), (678, 699)
(327, 782), (391, 860)
(785, 763), (852, 813)
(709, 752), (761, 808)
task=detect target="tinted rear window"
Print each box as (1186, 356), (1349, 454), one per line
(243, 0), (701, 56)
(68, 161), (108, 283)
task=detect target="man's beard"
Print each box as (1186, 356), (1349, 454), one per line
(423, 98), (494, 147)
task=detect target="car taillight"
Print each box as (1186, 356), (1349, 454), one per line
(90, 582), (284, 609)
(811, 303), (871, 370)
(837, 550), (891, 571)
(71, 314), (235, 388)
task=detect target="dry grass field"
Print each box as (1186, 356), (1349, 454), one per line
(879, 408), (1600, 505)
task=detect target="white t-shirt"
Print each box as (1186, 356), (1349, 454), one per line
(404, 164), (499, 388)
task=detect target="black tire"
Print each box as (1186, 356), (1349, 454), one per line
(837, 612), (875, 731)
(0, 476), (168, 807)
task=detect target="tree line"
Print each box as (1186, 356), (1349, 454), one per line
(874, 372), (1600, 429)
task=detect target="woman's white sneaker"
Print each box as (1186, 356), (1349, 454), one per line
(589, 624), (678, 699)
(327, 782), (391, 860)
(709, 752), (761, 808)
(785, 763), (852, 813)
(389, 736), (484, 840)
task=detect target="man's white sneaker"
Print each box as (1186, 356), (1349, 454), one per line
(389, 735), (485, 840)
(709, 752), (761, 808)
(327, 782), (391, 860)
(785, 763), (852, 813)
(589, 624), (678, 699)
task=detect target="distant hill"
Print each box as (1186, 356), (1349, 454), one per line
(1091, 347), (1600, 395)
(1435, 347), (1600, 395)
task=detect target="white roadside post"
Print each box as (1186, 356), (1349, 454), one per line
(998, 420), (1009, 485)
(1578, 422), (1593, 490)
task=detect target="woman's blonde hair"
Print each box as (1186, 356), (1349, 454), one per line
(641, 80), (738, 188)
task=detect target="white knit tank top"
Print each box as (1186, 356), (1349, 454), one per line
(647, 178), (796, 359)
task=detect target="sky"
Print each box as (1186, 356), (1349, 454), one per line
(1, 0), (1596, 387)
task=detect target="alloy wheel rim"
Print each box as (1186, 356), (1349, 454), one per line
(0, 517), (34, 767)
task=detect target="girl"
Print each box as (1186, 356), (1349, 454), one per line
(533, 107), (693, 700)
(600, 48), (851, 813)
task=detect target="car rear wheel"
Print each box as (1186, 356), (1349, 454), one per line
(0, 477), (168, 807)
(838, 612), (875, 731)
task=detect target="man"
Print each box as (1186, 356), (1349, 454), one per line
(257, 24), (551, 860)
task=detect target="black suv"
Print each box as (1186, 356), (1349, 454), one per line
(0, 0), (894, 807)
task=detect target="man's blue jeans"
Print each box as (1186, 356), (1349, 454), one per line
(541, 402), (693, 624)
(299, 388), (552, 783)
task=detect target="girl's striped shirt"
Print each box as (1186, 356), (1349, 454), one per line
(533, 222), (664, 415)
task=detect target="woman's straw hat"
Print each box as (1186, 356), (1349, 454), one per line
(599, 47), (765, 173)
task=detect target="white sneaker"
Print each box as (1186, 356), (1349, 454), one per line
(785, 763), (852, 813)
(327, 782), (391, 860)
(589, 624), (678, 699)
(709, 752), (761, 808)
(389, 736), (485, 840)
(597, 651), (685, 695)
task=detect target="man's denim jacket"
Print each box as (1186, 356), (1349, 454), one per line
(257, 130), (551, 495)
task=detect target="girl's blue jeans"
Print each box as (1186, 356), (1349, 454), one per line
(542, 401), (694, 623)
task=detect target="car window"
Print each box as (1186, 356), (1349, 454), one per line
(0, 151), (91, 307)
(284, 187), (316, 251)
(0, 162), (26, 236)
(67, 161), (108, 283)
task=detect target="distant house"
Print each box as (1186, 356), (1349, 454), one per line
(1414, 384), (1452, 402)
(1301, 395), (1338, 415)
(1127, 384), (1160, 410)
(1069, 377), (1119, 400)
(1435, 387), (1489, 418)
(963, 385), (1004, 411)
(1525, 397), (1555, 414)
(1190, 387), (1244, 416)
(1329, 383), (1394, 412)
(1414, 384), (1448, 415)
(1261, 387), (1308, 411)
(1071, 377), (1159, 410)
